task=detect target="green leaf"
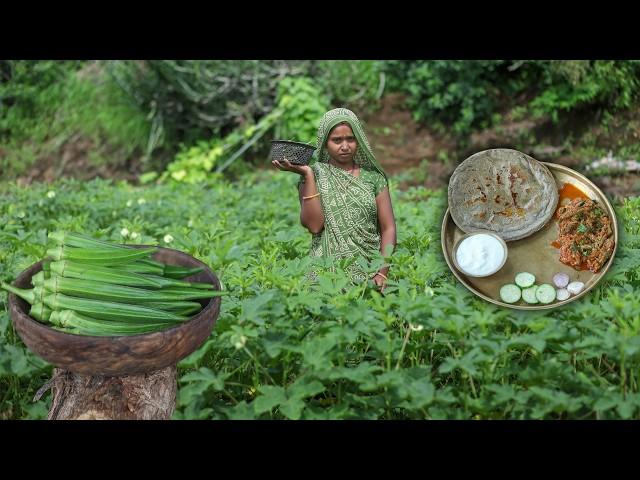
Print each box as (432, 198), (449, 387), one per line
(178, 338), (216, 368)
(593, 394), (621, 412)
(616, 400), (636, 419)
(254, 385), (287, 414)
(279, 397), (305, 420)
(179, 367), (228, 391)
(288, 379), (325, 400)
(225, 401), (256, 420)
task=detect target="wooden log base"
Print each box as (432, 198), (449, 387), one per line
(37, 365), (177, 420)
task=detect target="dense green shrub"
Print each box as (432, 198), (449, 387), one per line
(104, 60), (314, 147)
(529, 60), (640, 121)
(0, 60), (151, 177)
(311, 60), (385, 112)
(156, 77), (329, 184)
(0, 61), (84, 136)
(104, 61), (383, 162)
(380, 60), (540, 135)
(381, 60), (640, 135)
(274, 77), (330, 145)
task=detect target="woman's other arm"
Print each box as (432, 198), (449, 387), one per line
(374, 188), (397, 281)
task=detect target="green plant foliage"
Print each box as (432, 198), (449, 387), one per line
(105, 60), (314, 150)
(1, 173), (639, 420)
(311, 60), (385, 112)
(0, 60), (151, 178)
(158, 77), (328, 184)
(381, 60), (640, 135)
(159, 108), (283, 184)
(529, 60), (640, 122)
(381, 60), (525, 135)
(274, 77), (330, 145)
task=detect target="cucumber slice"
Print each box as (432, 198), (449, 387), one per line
(535, 284), (556, 304)
(522, 286), (539, 304)
(500, 284), (521, 304)
(515, 272), (536, 288)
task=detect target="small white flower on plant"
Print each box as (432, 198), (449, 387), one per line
(409, 323), (424, 332)
(126, 200), (133, 207)
(130, 232), (139, 239)
(46, 191), (56, 199)
(120, 227), (130, 237)
(234, 335), (247, 350)
(137, 198), (146, 205)
(17, 211), (26, 219)
(163, 234), (174, 244)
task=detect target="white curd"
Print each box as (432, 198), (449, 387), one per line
(455, 233), (506, 276)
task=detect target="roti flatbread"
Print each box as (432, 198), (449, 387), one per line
(448, 149), (559, 241)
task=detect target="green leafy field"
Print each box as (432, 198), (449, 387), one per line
(1, 173), (639, 419)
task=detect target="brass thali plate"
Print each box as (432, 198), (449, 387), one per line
(441, 162), (619, 310)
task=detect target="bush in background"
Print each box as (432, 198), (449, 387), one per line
(381, 60), (540, 135)
(274, 77), (330, 145)
(381, 60), (640, 135)
(529, 60), (640, 121)
(0, 60), (151, 177)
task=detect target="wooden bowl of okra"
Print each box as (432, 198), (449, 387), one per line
(7, 246), (222, 377)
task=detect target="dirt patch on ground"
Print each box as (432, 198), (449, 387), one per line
(591, 174), (640, 201)
(361, 93), (458, 190)
(362, 93), (640, 201)
(14, 133), (142, 187)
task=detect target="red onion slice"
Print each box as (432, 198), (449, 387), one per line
(553, 272), (570, 288)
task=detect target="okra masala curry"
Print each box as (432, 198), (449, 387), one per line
(554, 188), (615, 273)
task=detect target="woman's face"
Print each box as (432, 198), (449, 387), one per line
(326, 123), (358, 167)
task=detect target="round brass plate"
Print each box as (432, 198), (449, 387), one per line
(441, 163), (618, 310)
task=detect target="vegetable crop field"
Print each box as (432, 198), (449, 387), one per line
(2, 172), (640, 419)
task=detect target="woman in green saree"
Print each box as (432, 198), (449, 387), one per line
(272, 108), (397, 290)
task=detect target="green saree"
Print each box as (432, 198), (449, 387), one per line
(300, 108), (389, 282)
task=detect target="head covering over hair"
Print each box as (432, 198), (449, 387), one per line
(314, 108), (387, 181)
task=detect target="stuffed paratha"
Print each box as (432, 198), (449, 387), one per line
(448, 149), (558, 241)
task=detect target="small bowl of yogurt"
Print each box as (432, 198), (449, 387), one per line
(452, 231), (508, 278)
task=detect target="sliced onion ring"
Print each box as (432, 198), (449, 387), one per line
(567, 281), (585, 295)
(553, 272), (570, 288)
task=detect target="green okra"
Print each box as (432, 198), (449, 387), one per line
(45, 245), (157, 266)
(50, 260), (163, 288)
(32, 275), (216, 304)
(50, 310), (172, 336)
(29, 302), (52, 323)
(42, 293), (188, 323)
(1, 283), (46, 305)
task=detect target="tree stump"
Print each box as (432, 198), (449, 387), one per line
(37, 365), (177, 420)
